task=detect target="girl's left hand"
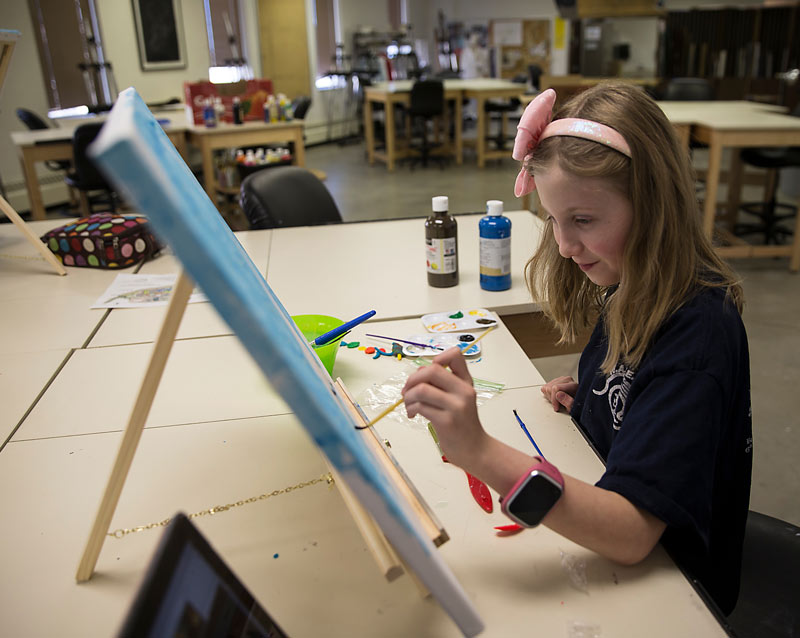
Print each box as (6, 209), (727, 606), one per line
(401, 347), (488, 470)
(541, 376), (578, 412)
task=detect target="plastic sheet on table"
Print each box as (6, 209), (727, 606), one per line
(356, 363), (504, 432)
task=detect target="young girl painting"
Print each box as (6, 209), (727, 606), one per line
(402, 83), (752, 615)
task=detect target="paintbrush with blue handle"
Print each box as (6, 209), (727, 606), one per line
(310, 310), (376, 347)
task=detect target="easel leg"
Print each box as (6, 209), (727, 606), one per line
(76, 271), (194, 582)
(325, 462), (404, 582)
(0, 195), (67, 276)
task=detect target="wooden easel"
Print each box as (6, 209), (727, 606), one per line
(0, 30), (66, 276)
(76, 269), (446, 583)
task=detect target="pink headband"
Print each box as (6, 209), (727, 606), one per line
(512, 88), (631, 197)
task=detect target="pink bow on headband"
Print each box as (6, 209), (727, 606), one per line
(512, 88), (557, 198)
(512, 88), (632, 197)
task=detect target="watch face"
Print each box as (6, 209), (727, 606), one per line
(506, 472), (562, 527)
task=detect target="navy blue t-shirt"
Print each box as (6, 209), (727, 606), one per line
(570, 286), (752, 615)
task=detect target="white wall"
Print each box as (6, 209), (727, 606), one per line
(94, 0), (210, 104)
(1, 0), (214, 211)
(338, 0), (392, 55)
(301, 0), (394, 145)
(410, 0), (568, 76)
(604, 17), (660, 78)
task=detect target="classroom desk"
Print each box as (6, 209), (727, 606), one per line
(687, 103), (800, 271)
(0, 219), (120, 355)
(266, 210), (585, 357)
(364, 81), (465, 170)
(89, 211), (559, 353)
(184, 120), (305, 204)
(462, 80), (531, 168)
(364, 78), (523, 170)
(0, 348), (70, 443)
(88, 229), (273, 347)
(11, 126), (188, 222)
(13, 317), (541, 442)
(0, 311), (729, 636)
(89, 210), (587, 357)
(655, 101), (800, 270)
(264, 211), (542, 319)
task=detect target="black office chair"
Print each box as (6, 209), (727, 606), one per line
(63, 122), (119, 215)
(726, 510), (800, 638)
(291, 96), (312, 120)
(16, 108), (73, 173)
(483, 74), (528, 153)
(238, 166), (342, 230)
(733, 104), (800, 245)
(408, 79), (445, 169)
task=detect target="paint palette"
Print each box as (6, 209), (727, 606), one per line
(421, 309), (499, 333)
(400, 334), (482, 357)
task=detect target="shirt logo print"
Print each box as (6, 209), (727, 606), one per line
(593, 364), (635, 430)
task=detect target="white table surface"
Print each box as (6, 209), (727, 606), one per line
(0, 348), (70, 442)
(13, 317), (541, 442)
(90, 229), (272, 347)
(90, 211), (542, 348)
(656, 99), (788, 126)
(266, 211), (543, 320)
(0, 387), (726, 637)
(10, 109), (190, 147)
(0, 219), (118, 354)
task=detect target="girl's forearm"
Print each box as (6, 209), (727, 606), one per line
(466, 436), (666, 565)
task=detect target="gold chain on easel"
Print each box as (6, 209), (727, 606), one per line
(107, 472), (335, 539)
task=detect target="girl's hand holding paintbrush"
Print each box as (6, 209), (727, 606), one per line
(401, 347), (534, 497)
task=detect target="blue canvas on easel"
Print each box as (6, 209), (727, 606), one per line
(90, 88), (483, 637)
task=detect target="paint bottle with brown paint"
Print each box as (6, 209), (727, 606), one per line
(425, 195), (458, 288)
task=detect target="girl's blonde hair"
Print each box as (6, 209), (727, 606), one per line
(525, 82), (743, 374)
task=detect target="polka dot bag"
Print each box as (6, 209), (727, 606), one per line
(40, 213), (162, 269)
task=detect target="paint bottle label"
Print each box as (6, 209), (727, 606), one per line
(480, 237), (511, 277)
(426, 237), (457, 275)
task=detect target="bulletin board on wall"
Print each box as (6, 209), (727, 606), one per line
(489, 19), (551, 80)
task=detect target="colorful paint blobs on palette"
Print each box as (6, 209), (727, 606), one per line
(400, 334), (481, 357)
(339, 342), (397, 360)
(421, 309), (498, 333)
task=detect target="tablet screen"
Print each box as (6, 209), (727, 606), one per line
(118, 513), (288, 638)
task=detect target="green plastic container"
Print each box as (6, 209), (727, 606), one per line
(292, 314), (344, 376)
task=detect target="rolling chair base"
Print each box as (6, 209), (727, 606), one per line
(734, 201), (796, 245)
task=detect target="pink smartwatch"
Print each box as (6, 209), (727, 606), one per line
(500, 457), (564, 528)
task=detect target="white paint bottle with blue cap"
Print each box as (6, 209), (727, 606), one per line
(479, 199), (511, 291)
